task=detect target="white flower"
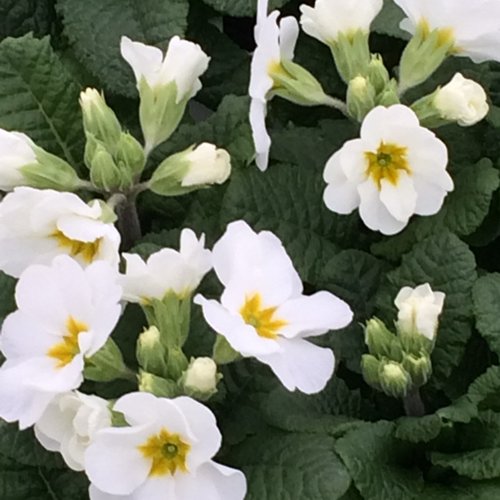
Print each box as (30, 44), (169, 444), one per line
(300, 0), (383, 45)
(85, 392), (246, 500)
(34, 391), (111, 471)
(120, 36), (210, 103)
(0, 129), (38, 190)
(184, 358), (218, 394)
(0, 256), (122, 429)
(181, 143), (231, 187)
(0, 187), (121, 278)
(249, 0), (299, 171)
(195, 221), (353, 394)
(434, 73), (489, 126)
(323, 105), (453, 235)
(395, 283), (445, 340)
(121, 229), (212, 303)
(394, 0), (500, 63)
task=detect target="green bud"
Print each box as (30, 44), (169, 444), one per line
(367, 54), (390, 94)
(20, 146), (82, 191)
(136, 326), (169, 378)
(347, 76), (376, 121)
(181, 357), (221, 401)
(89, 141), (133, 191)
(268, 59), (333, 107)
(402, 352), (432, 388)
(379, 361), (412, 399)
(138, 370), (179, 398)
(330, 30), (371, 83)
(84, 338), (133, 383)
(361, 354), (382, 390)
(115, 132), (146, 179)
(213, 335), (241, 365)
(376, 80), (400, 106)
(411, 90), (451, 128)
(364, 318), (396, 358)
(139, 80), (186, 155)
(166, 347), (189, 381)
(80, 88), (122, 154)
(399, 23), (455, 94)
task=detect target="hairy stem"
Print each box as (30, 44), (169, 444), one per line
(115, 194), (142, 251)
(403, 388), (426, 417)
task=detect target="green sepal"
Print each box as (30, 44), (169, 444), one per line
(136, 326), (169, 378)
(361, 354), (382, 391)
(402, 352), (432, 388)
(397, 325), (435, 357)
(364, 318), (397, 358)
(213, 335), (241, 365)
(411, 89), (451, 128)
(84, 338), (134, 383)
(138, 370), (180, 398)
(115, 132), (146, 179)
(330, 30), (371, 83)
(375, 79), (400, 106)
(378, 360), (412, 399)
(366, 54), (390, 94)
(346, 76), (376, 121)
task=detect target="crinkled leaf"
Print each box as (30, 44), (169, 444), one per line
(431, 449), (500, 480)
(201, 0), (288, 17)
(473, 273), (500, 355)
(0, 0), (55, 38)
(57, 0), (189, 96)
(0, 34), (84, 169)
(376, 232), (477, 387)
(395, 414), (443, 443)
(227, 431), (352, 499)
(334, 421), (424, 500)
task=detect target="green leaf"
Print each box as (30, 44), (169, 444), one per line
(431, 449), (500, 480)
(0, 0), (55, 38)
(220, 162), (362, 284)
(262, 378), (367, 435)
(334, 421), (424, 500)
(57, 0), (189, 96)
(0, 272), (16, 324)
(227, 431), (352, 499)
(376, 232), (477, 387)
(371, 0), (408, 39)
(473, 274), (500, 355)
(200, 0), (288, 17)
(395, 414), (443, 443)
(372, 160), (499, 260)
(0, 34), (84, 168)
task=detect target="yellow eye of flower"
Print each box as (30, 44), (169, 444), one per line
(138, 429), (191, 477)
(52, 230), (102, 263)
(47, 316), (88, 368)
(240, 293), (287, 339)
(365, 142), (411, 190)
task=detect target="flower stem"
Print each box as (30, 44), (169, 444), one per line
(324, 96), (350, 117)
(115, 193), (142, 251)
(403, 388), (426, 417)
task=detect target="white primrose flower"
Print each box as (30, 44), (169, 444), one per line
(300, 0), (383, 45)
(195, 221), (353, 394)
(34, 391), (112, 471)
(323, 105), (453, 235)
(395, 283), (445, 340)
(121, 229), (212, 303)
(0, 187), (120, 278)
(183, 357), (218, 394)
(0, 129), (37, 190)
(434, 73), (489, 126)
(85, 392), (247, 500)
(0, 256), (122, 429)
(120, 36), (210, 153)
(394, 0), (500, 63)
(249, 0), (299, 171)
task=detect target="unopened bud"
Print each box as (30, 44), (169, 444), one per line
(347, 76), (376, 121)
(402, 352), (432, 388)
(136, 326), (169, 378)
(367, 54), (390, 94)
(182, 357), (220, 400)
(379, 361), (412, 399)
(115, 132), (146, 179)
(138, 370), (178, 397)
(364, 318), (396, 358)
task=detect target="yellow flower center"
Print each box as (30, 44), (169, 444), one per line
(52, 230), (102, 263)
(365, 142), (411, 190)
(240, 293), (287, 339)
(267, 60), (291, 90)
(419, 20), (457, 52)
(138, 429), (191, 477)
(47, 316), (88, 368)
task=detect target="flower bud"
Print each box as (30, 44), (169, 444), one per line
(88, 141), (133, 191)
(268, 59), (334, 107)
(347, 76), (376, 121)
(84, 338), (131, 383)
(364, 318), (395, 358)
(402, 352), (432, 388)
(182, 357), (220, 400)
(136, 326), (169, 378)
(434, 73), (489, 126)
(379, 361), (412, 399)
(361, 354), (382, 390)
(149, 143), (231, 197)
(376, 80), (400, 106)
(330, 31), (372, 83)
(367, 54), (390, 94)
(138, 370), (178, 398)
(115, 132), (146, 178)
(80, 88), (122, 154)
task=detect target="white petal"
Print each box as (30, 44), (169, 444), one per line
(257, 338), (335, 394)
(412, 175), (451, 216)
(249, 98), (270, 171)
(279, 17), (299, 60)
(113, 392), (161, 426)
(379, 171), (417, 222)
(276, 291), (353, 338)
(120, 36), (163, 88)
